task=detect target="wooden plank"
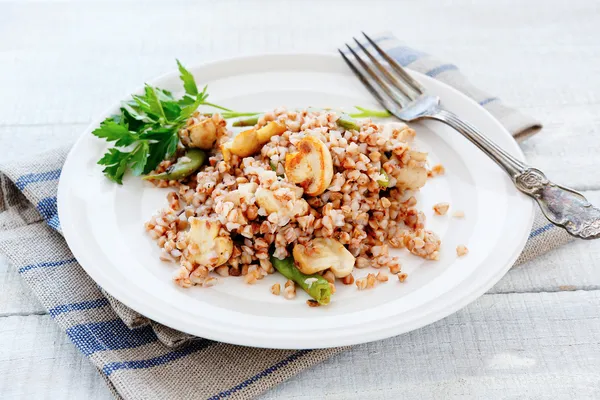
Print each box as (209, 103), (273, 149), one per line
(0, 124), (87, 164)
(0, 254), (44, 316)
(0, 315), (112, 399)
(519, 104), (600, 190)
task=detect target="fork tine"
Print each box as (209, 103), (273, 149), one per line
(352, 37), (416, 101)
(344, 44), (408, 109)
(338, 49), (394, 111)
(362, 32), (425, 95)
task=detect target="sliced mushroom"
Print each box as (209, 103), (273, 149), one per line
(284, 136), (333, 196)
(187, 218), (233, 268)
(229, 129), (262, 158)
(255, 187), (280, 214)
(226, 121), (287, 159)
(237, 182), (258, 202)
(256, 121), (286, 143)
(395, 165), (427, 190)
(409, 150), (428, 162)
(290, 199), (310, 218)
(220, 141), (233, 163)
(293, 238), (355, 278)
(255, 187), (309, 217)
(223, 182), (258, 205)
(180, 118), (218, 150)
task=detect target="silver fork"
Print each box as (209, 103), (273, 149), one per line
(340, 32), (600, 240)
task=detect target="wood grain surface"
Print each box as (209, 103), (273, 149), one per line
(1, 0), (599, 398)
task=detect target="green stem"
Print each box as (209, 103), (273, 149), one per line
(202, 102), (233, 112)
(348, 106), (391, 119)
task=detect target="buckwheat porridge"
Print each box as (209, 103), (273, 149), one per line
(143, 108), (441, 305)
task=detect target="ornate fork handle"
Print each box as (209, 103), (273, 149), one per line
(514, 169), (600, 239)
(431, 108), (600, 240)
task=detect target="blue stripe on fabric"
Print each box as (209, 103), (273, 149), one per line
(49, 298), (109, 318)
(66, 318), (157, 356)
(36, 196), (61, 231)
(479, 97), (498, 106)
(102, 339), (214, 376)
(385, 46), (426, 66)
(529, 223), (555, 239)
(15, 169), (62, 190)
(36, 196), (57, 220)
(208, 350), (312, 399)
(18, 257), (77, 273)
(48, 214), (61, 230)
(425, 63), (458, 77)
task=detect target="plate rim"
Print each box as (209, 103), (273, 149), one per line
(58, 53), (534, 348)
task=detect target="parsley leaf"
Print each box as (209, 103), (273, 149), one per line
(138, 127), (174, 140)
(144, 132), (179, 174)
(161, 101), (182, 121)
(178, 96), (204, 121)
(199, 84), (208, 101)
(97, 147), (128, 166)
(129, 142), (150, 176)
(178, 94), (197, 107)
(121, 105), (151, 132)
(92, 120), (138, 147)
(143, 85), (167, 121)
(97, 148), (132, 184)
(156, 88), (175, 102)
(122, 102), (154, 122)
(132, 95), (157, 120)
(177, 59), (198, 96)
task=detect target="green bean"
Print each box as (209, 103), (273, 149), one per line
(270, 254), (332, 305)
(143, 148), (206, 181)
(232, 116), (259, 127)
(336, 115), (361, 131)
(377, 169), (391, 188)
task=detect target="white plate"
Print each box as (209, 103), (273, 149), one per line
(58, 54), (534, 349)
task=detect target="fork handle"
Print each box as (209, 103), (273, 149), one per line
(431, 109), (600, 240)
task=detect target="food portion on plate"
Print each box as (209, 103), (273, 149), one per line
(92, 61), (443, 307)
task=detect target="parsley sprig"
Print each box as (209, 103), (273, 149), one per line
(92, 60), (231, 183)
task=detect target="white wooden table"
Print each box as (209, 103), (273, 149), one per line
(2, 0), (600, 398)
